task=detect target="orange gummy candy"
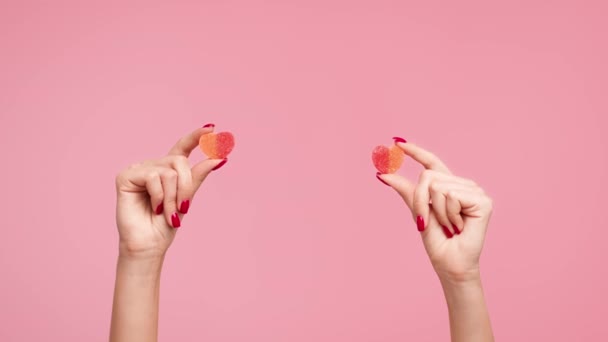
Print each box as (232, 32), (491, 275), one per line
(372, 144), (404, 174)
(199, 132), (235, 159)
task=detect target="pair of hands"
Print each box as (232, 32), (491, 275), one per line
(115, 128), (493, 284)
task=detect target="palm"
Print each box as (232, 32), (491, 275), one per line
(116, 189), (176, 256)
(422, 212), (488, 281)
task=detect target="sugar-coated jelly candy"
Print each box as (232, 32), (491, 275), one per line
(372, 144), (404, 174)
(199, 132), (235, 159)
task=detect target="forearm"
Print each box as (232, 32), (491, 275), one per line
(440, 275), (494, 342)
(110, 254), (164, 342)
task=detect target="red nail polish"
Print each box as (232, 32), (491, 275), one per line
(203, 123), (215, 128)
(376, 172), (390, 186)
(452, 224), (461, 234)
(442, 225), (454, 238)
(416, 216), (425, 232)
(179, 199), (190, 214)
(212, 158), (228, 171)
(171, 213), (181, 228)
(392, 136), (407, 144)
(155, 203), (164, 215)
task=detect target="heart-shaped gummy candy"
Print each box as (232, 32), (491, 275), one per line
(199, 132), (235, 159)
(372, 144), (404, 174)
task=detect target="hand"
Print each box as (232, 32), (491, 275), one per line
(114, 125), (228, 259)
(377, 139), (493, 283)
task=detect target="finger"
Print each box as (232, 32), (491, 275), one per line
(117, 166), (165, 214)
(190, 158), (229, 196)
(446, 190), (465, 234)
(167, 124), (215, 157)
(429, 181), (455, 238)
(376, 173), (415, 210)
(159, 168), (181, 228)
(394, 141), (451, 174)
(412, 170), (438, 231)
(155, 156), (194, 214)
(419, 213), (452, 249)
(446, 188), (494, 219)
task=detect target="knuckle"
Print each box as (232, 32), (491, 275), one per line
(446, 190), (457, 200)
(144, 170), (159, 182)
(161, 169), (178, 180)
(169, 154), (188, 165)
(429, 181), (443, 194)
(485, 197), (494, 210)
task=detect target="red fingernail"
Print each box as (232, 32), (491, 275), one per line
(376, 172), (390, 186)
(179, 199), (190, 214)
(442, 225), (454, 238)
(203, 123), (215, 128)
(171, 213), (181, 228)
(212, 158), (228, 171)
(392, 137), (407, 144)
(416, 216), (425, 232)
(452, 224), (461, 235)
(155, 203), (164, 215)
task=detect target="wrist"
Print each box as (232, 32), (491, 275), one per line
(439, 272), (485, 304)
(435, 264), (481, 286)
(118, 240), (167, 260)
(116, 253), (165, 279)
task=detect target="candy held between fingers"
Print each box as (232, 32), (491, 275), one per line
(372, 145), (404, 174)
(199, 132), (235, 159)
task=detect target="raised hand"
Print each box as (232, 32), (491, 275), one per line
(377, 138), (494, 342)
(114, 125), (228, 258)
(111, 125), (230, 342)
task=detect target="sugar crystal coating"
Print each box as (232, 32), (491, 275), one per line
(199, 132), (235, 159)
(372, 144), (404, 174)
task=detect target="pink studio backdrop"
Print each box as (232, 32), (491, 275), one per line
(1, 1), (607, 341)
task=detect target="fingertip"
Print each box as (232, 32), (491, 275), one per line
(416, 215), (425, 232)
(200, 124), (215, 135)
(441, 225), (454, 238)
(155, 203), (164, 215)
(179, 199), (190, 214)
(171, 212), (181, 228)
(376, 172), (390, 186)
(212, 158), (228, 171)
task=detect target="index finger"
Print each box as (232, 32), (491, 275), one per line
(168, 124), (215, 157)
(394, 140), (451, 174)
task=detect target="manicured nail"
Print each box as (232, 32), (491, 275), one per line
(171, 213), (181, 228)
(442, 225), (454, 238)
(179, 199), (190, 214)
(452, 224), (461, 235)
(416, 215), (425, 232)
(392, 136), (407, 144)
(155, 203), (164, 215)
(376, 172), (390, 186)
(212, 158), (228, 171)
(203, 123), (215, 128)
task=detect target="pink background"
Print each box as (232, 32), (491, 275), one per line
(1, 1), (607, 341)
